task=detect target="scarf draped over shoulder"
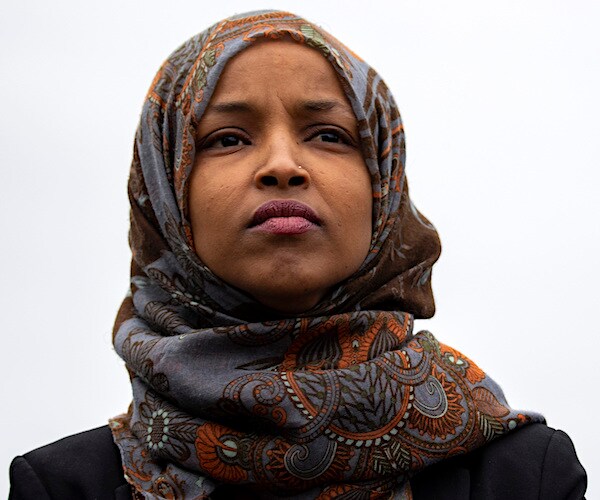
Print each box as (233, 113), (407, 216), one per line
(110, 10), (543, 499)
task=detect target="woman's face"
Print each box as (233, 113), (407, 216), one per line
(189, 40), (372, 313)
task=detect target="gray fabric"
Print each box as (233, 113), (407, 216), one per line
(110, 10), (543, 499)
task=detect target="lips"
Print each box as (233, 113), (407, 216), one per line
(250, 200), (321, 235)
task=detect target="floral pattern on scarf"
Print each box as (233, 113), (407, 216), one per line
(110, 10), (543, 499)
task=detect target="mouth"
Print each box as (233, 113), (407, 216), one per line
(250, 200), (322, 235)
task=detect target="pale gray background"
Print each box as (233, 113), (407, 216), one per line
(1, 0), (598, 497)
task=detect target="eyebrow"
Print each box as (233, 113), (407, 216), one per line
(301, 99), (349, 112)
(206, 99), (352, 115)
(207, 101), (255, 114)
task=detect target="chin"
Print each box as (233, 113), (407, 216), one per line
(250, 285), (326, 315)
(219, 258), (361, 315)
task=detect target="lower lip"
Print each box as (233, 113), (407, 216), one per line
(251, 217), (317, 235)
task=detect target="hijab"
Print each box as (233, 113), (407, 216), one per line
(110, 10), (543, 499)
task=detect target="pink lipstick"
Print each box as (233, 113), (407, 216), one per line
(250, 200), (321, 235)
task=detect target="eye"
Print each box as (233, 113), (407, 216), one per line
(306, 127), (356, 147)
(315, 131), (342, 143)
(200, 130), (251, 150)
(217, 135), (243, 147)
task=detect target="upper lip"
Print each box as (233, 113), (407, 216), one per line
(250, 200), (322, 227)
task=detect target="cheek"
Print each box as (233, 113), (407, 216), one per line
(188, 168), (237, 248)
(347, 164), (373, 225)
(332, 161), (373, 254)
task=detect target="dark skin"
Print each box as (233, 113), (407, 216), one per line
(189, 41), (372, 314)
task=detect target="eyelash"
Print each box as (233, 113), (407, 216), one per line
(306, 127), (355, 146)
(199, 126), (356, 150)
(199, 129), (251, 150)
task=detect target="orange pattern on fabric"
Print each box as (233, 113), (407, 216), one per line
(195, 423), (248, 483)
(281, 312), (411, 370)
(407, 366), (465, 440)
(440, 343), (485, 384)
(317, 484), (394, 499)
(265, 439), (354, 490)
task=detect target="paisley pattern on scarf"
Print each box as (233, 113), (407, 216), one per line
(110, 10), (543, 499)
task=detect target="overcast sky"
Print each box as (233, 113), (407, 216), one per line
(1, 1), (598, 497)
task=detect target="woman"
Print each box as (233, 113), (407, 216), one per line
(9, 10), (586, 499)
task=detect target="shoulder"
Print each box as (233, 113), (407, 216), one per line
(9, 425), (130, 500)
(411, 423), (587, 500)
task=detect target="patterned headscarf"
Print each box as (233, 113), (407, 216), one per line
(110, 10), (542, 499)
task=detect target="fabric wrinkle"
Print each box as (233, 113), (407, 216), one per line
(110, 9), (544, 499)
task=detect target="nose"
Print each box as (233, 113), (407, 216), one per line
(254, 134), (310, 189)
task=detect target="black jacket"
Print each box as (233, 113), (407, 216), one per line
(9, 423), (586, 499)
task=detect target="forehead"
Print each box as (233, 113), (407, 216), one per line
(210, 40), (349, 101)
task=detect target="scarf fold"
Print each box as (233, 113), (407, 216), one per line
(111, 10), (543, 499)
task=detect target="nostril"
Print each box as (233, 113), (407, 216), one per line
(289, 176), (305, 187)
(261, 175), (278, 186)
